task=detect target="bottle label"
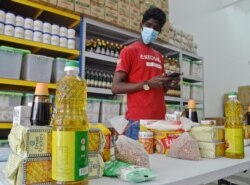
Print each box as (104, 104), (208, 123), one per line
(225, 128), (244, 154)
(52, 131), (88, 181)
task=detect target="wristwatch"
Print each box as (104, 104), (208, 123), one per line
(143, 81), (150, 91)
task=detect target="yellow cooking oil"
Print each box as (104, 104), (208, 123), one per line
(51, 61), (88, 185)
(224, 92), (244, 159)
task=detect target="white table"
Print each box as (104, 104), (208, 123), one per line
(1, 147), (250, 185)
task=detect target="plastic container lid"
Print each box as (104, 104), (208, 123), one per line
(0, 91), (23, 96)
(34, 83), (49, 96)
(187, 99), (196, 109)
(228, 92), (237, 98)
(0, 46), (30, 55)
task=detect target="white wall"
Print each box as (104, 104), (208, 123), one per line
(169, 0), (250, 117)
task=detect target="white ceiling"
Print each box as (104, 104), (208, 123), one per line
(221, 0), (250, 12)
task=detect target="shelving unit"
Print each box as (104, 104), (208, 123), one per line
(0, 0), (81, 132)
(81, 17), (204, 118)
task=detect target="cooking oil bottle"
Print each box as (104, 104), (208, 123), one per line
(51, 60), (88, 184)
(225, 92), (244, 159)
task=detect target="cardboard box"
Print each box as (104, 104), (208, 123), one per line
(91, 1), (105, 19)
(130, 6), (140, 20)
(105, 0), (118, 10)
(238, 86), (250, 105)
(57, 0), (74, 11)
(118, 0), (130, 17)
(34, 0), (57, 5)
(130, 0), (140, 9)
(92, 0), (104, 5)
(161, 0), (169, 12)
(105, 7), (118, 24)
(140, 2), (151, 15)
(152, 0), (162, 8)
(130, 17), (140, 32)
(118, 13), (130, 29)
(75, 0), (91, 15)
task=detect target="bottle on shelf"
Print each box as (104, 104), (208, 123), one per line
(246, 106), (250, 125)
(224, 92), (244, 159)
(30, 83), (51, 126)
(51, 61), (88, 184)
(185, 99), (198, 123)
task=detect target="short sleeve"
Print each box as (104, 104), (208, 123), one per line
(115, 47), (133, 73)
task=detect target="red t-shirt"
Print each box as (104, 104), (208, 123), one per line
(115, 41), (166, 120)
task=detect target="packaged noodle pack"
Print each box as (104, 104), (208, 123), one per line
(109, 116), (150, 167)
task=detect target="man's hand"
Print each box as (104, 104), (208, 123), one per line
(147, 73), (172, 89)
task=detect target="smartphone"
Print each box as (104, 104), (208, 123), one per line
(167, 72), (181, 78)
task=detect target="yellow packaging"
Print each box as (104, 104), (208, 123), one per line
(8, 125), (52, 157)
(190, 126), (225, 142)
(94, 123), (111, 162)
(198, 141), (225, 159)
(4, 152), (51, 185)
(153, 130), (183, 154)
(88, 127), (105, 153)
(88, 153), (104, 179)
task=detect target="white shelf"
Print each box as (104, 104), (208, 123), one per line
(182, 51), (203, 60)
(165, 96), (182, 102)
(182, 75), (203, 82)
(85, 51), (117, 64)
(87, 87), (112, 95)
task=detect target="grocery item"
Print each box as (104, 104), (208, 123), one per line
(168, 132), (201, 160)
(8, 125), (52, 157)
(12, 106), (31, 126)
(224, 92), (244, 159)
(139, 131), (154, 154)
(190, 126), (224, 142)
(88, 153), (104, 179)
(198, 141), (225, 159)
(30, 83), (51, 126)
(185, 99), (198, 123)
(88, 127), (105, 153)
(4, 152), (51, 185)
(51, 60), (88, 184)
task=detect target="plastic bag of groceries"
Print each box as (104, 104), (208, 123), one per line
(109, 116), (149, 167)
(168, 132), (201, 160)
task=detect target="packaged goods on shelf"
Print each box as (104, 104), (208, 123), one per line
(190, 60), (202, 78)
(105, 7), (118, 25)
(181, 81), (191, 99)
(169, 24), (197, 54)
(4, 153), (51, 185)
(21, 54), (53, 83)
(181, 57), (191, 75)
(105, 0), (118, 10)
(87, 98), (101, 123)
(0, 22), (4, 34)
(74, 0), (91, 15)
(51, 57), (68, 83)
(0, 46), (29, 80)
(91, 1), (105, 19)
(12, 106), (31, 127)
(100, 99), (121, 127)
(22, 93), (34, 107)
(198, 141), (225, 159)
(56, 0), (74, 11)
(190, 82), (203, 101)
(190, 126), (225, 142)
(0, 106), (14, 122)
(0, 91), (23, 107)
(8, 125), (52, 157)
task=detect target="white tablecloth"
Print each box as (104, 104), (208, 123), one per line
(1, 147), (250, 185)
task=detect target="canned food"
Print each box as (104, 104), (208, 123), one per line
(67, 28), (75, 39)
(5, 12), (15, 25)
(33, 20), (43, 31)
(51, 24), (59, 35)
(0, 9), (6, 23)
(59, 36), (67, 47)
(43, 33), (51, 44)
(33, 31), (42, 42)
(67, 38), (75, 49)
(51, 34), (59, 46)
(24, 18), (34, 29)
(14, 26), (24, 38)
(43, 22), (51, 33)
(24, 29), (33, 40)
(59, 26), (67, 37)
(15, 15), (24, 27)
(4, 24), (14, 36)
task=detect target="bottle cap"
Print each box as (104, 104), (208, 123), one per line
(187, 99), (196, 109)
(64, 60), (79, 72)
(34, 83), (49, 96)
(228, 92), (237, 98)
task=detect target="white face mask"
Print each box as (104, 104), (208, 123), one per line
(141, 27), (159, 44)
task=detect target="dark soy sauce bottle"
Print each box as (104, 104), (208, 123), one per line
(186, 99), (199, 123)
(30, 83), (51, 126)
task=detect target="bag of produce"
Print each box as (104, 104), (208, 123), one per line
(109, 116), (150, 167)
(168, 132), (201, 160)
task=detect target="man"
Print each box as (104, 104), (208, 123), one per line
(111, 7), (171, 140)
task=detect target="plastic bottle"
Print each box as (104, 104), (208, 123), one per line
(225, 92), (244, 159)
(51, 61), (88, 184)
(185, 99), (198, 123)
(247, 106), (250, 125)
(30, 83), (51, 126)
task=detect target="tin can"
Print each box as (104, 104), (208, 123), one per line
(139, 131), (154, 154)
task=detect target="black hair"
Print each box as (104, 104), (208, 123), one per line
(142, 7), (166, 28)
